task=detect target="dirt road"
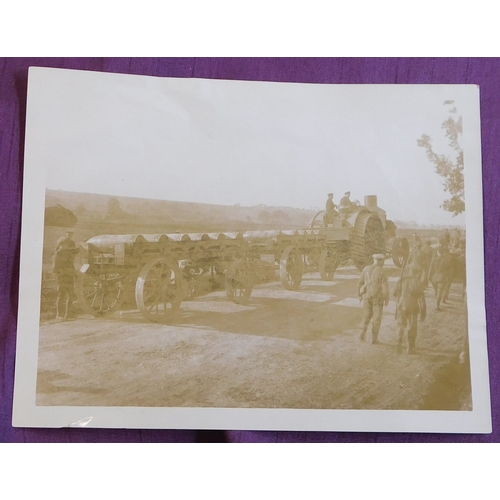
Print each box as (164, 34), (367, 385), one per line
(36, 264), (471, 411)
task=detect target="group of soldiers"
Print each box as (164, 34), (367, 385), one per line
(357, 230), (464, 355)
(324, 191), (357, 226)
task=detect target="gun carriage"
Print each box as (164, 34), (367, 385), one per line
(76, 195), (403, 323)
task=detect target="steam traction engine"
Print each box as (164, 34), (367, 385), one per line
(76, 195), (400, 323)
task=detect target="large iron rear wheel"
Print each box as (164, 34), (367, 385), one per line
(135, 257), (185, 323)
(350, 211), (386, 270)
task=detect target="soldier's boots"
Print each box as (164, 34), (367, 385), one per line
(56, 306), (64, 321)
(396, 334), (403, 353)
(420, 299), (427, 321)
(407, 336), (416, 355)
(56, 304), (70, 321)
(360, 329), (380, 344)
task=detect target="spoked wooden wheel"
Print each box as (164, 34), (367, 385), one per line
(308, 211), (326, 229)
(319, 249), (337, 281)
(77, 272), (127, 316)
(135, 257), (185, 323)
(225, 259), (253, 305)
(280, 246), (303, 290)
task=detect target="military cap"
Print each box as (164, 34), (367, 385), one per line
(328, 193), (333, 196)
(345, 191), (350, 195)
(372, 253), (385, 260)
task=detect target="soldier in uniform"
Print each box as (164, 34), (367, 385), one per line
(358, 253), (389, 344)
(324, 193), (338, 226)
(439, 228), (451, 248)
(407, 239), (426, 270)
(339, 191), (353, 208)
(428, 245), (454, 310)
(339, 191), (354, 227)
(421, 240), (434, 282)
(406, 239), (428, 319)
(53, 229), (79, 320)
(451, 229), (461, 252)
(394, 262), (426, 354)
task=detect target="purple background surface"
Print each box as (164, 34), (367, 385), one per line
(0, 58), (497, 443)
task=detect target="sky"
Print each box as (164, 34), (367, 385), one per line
(25, 68), (480, 226)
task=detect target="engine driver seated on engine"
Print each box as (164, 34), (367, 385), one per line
(324, 193), (339, 227)
(338, 191), (360, 228)
(339, 191), (354, 217)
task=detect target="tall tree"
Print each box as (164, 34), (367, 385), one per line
(417, 101), (464, 216)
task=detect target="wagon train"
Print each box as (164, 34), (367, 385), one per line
(75, 195), (409, 323)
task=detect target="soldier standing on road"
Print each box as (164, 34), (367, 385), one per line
(394, 262), (426, 354)
(53, 229), (79, 320)
(429, 245), (454, 311)
(358, 253), (389, 345)
(406, 239), (428, 320)
(421, 240), (434, 283)
(439, 228), (451, 248)
(407, 239), (426, 270)
(451, 229), (461, 252)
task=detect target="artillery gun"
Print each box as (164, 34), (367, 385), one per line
(74, 195), (400, 323)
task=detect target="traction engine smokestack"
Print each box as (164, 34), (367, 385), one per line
(364, 195), (386, 226)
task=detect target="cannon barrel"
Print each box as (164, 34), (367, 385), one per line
(242, 230), (281, 241)
(206, 232), (244, 240)
(142, 234), (171, 244)
(84, 229), (320, 253)
(85, 234), (147, 253)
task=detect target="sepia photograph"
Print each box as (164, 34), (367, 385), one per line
(12, 67), (490, 431)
